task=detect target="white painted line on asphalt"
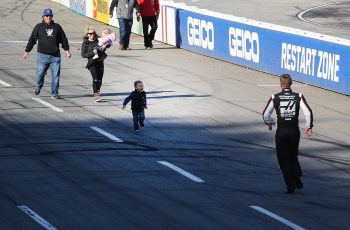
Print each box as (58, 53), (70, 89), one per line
(297, 2), (347, 32)
(0, 41), (161, 45)
(0, 79), (12, 87)
(47, 41), (157, 45)
(17, 205), (58, 230)
(250, 206), (306, 230)
(32, 98), (63, 112)
(0, 40), (27, 43)
(90, 126), (124, 143)
(158, 161), (204, 183)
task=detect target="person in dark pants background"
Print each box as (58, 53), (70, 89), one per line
(23, 8), (71, 99)
(123, 80), (147, 131)
(109, 0), (139, 50)
(81, 26), (108, 102)
(262, 74), (313, 194)
(136, 0), (159, 49)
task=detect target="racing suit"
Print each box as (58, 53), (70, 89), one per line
(263, 88), (313, 191)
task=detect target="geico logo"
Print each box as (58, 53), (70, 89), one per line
(229, 27), (259, 63)
(187, 17), (214, 50)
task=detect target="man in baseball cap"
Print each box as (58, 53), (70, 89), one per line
(23, 7), (71, 99)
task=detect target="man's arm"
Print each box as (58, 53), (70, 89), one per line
(109, 0), (118, 17)
(155, 0), (160, 15)
(59, 25), (71, 58)
(262, 95), (275, 130)
(299, 93), (313, 136)
(135, 0), (141, 20)
(24, 24), (39, 56)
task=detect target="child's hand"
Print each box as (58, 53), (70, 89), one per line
(93, 49), (97, 54)
(122, 105), (126, 110)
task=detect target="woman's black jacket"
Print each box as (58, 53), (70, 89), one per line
(81, 36), (107, 69)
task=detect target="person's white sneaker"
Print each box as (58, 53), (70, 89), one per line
(51, 95), (60, 99)
(94, 93), (102, 102)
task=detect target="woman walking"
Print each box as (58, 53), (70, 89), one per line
(81, 26), (109, 102)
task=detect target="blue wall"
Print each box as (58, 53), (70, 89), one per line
(177, 10), (350, 95)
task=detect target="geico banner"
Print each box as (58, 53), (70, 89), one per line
(177, 10), (350, 95)
(277, 35), (350, 95)
(178, 10), (261, 69)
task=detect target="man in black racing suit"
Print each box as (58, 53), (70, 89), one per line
(262, 74), (313, 194)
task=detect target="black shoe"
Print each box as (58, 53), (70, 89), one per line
(145, 42), (153, 49)
(296, 178), (303, 189)
(35, 89), (40, 95)
(285, 187), (295, 194)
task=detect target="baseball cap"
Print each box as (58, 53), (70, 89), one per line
(43, 8), (53, 17)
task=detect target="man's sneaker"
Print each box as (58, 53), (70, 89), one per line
(51, 95), (60, 99)
(134, 128), (140, 132)
(119, 44), (125, 50)
(34, 89), (40, 95)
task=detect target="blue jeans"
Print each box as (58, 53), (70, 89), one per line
(36, 52), (61, 96)
(118, 18), (133, 48)
(132, 110), (145, 130)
